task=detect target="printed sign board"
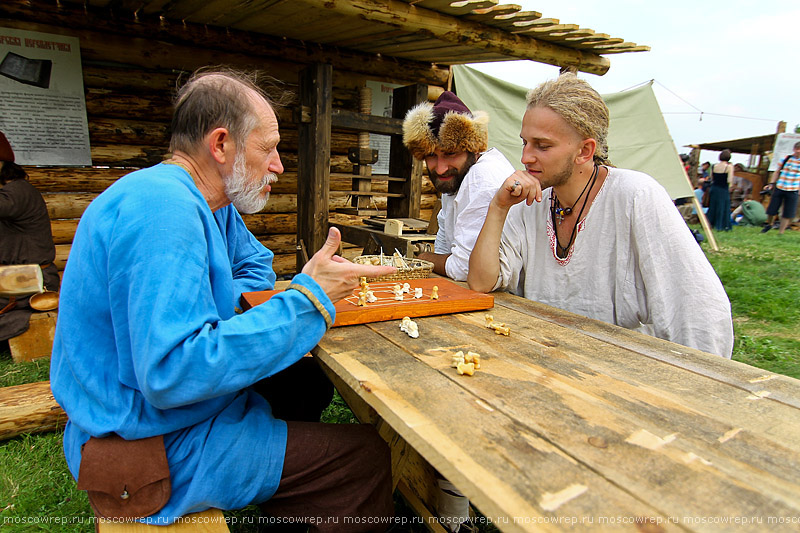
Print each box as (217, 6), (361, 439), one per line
(0, 28), (91, 166)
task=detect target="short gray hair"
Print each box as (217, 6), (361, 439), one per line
(526, 73), (610, 165)
(169, 69), (271, 154)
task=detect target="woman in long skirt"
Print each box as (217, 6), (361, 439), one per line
(707, 149), (734, 231)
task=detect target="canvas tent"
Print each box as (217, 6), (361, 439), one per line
(453, 65), (694, 200)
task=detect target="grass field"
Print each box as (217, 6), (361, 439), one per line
(1, 223), (798, 531)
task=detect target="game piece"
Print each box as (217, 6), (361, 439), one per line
(492, 324), (510, 336)
(467, 351), (481, 369)
(358, 294), (367, 306)
(431, 285), (439, 300)
(366, 290), (377, 303)
(400, 316), (419, 338)
(402, 282), (411, 293)
(451, 350), (465, 368)
(456, 361), (475, 376)
(413, 287), (423, 299)
(485, 315), (511, 336)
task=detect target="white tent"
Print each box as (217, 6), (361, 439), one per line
(453, 65), (694, 200)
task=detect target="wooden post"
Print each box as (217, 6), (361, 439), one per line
(297, 63), (332, 272)
(388, 84), (428, 219)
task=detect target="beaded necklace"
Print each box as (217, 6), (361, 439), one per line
(550, 165), (598, 258)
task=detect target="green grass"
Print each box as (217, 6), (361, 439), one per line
(1, 223), (798, 531)
(694, 224), (800, 378)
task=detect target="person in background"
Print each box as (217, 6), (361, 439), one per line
(468, 73), (733, 359)
(699, 161), (711, 183)
(50, 69), (396, 531)
(403, 91), (515, 281)
(731, 199), (767, 227)
(761, 141), (800, 234)
(731, 163), (753, 201)
(706, 150), (734, 231)
(0, 131), (60, 341)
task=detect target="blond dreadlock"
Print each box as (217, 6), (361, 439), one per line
(525, 73), (612, 166)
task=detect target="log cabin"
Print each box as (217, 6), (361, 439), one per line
(0, 0), (650, 520)
(1, 0), (649, 278)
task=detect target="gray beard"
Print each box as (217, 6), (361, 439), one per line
(224, 152), (276, 214)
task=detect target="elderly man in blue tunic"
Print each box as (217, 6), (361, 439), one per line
(50, 69), (397, 530)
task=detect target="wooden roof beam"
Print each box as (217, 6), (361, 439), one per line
(299, 0), (610, 75)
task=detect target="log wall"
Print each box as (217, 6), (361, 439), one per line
(1, 0), (442, 276)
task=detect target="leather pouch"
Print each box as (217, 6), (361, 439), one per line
(77, 434), (171, 519)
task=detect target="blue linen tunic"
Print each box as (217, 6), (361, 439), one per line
(50, 163), (335, 523)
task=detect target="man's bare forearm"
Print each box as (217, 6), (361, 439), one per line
(417, 251), (450, 276)
(467, 203), (510, 292)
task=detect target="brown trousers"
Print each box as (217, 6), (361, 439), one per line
(254, 358), (394, 533)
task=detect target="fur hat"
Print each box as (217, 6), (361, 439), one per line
(0, 132), (14, 163)
(402, 91), (489, 160)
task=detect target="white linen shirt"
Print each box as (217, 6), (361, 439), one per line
(495, 167), (733, 358)
(435, 148), (515, 281)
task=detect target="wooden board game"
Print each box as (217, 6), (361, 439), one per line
(240, 277), (493, 327)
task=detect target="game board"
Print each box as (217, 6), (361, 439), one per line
(240, 277), (494, 327)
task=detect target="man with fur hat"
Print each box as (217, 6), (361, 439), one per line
(403, 91), (514, 281)
(0, 132), (60, 341)
(468, 74), (733, 359)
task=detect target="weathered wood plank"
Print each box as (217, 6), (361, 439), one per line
(28, 167), (435, 195)
(27, 167), (130, 193)
(492, 293), (800, 409)
(51, 219), (80, 244)
(395, 311), (800, 523)
(43, 193), (96, 219)
(0, 381), (66, 441)
(313, 326), (671, 532)
(331, 109), (403, 135)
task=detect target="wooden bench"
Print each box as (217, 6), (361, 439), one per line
(96, 508), (229, 532)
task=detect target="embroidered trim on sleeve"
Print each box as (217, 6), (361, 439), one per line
(286, 283), (333, 328)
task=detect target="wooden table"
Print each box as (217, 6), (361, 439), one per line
(307, 289), (800, 532)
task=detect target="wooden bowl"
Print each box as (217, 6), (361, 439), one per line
(29, 291), (59, 311)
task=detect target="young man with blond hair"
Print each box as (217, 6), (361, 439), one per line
(468, 74), (733, 358)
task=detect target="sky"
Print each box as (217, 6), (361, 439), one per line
(466, 0), (799, 167)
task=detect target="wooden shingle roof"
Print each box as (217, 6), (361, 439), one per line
(61, 0), (649, 75)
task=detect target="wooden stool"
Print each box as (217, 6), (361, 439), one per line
(8, 311), (57, 362)
(97, 508), (229, 532)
